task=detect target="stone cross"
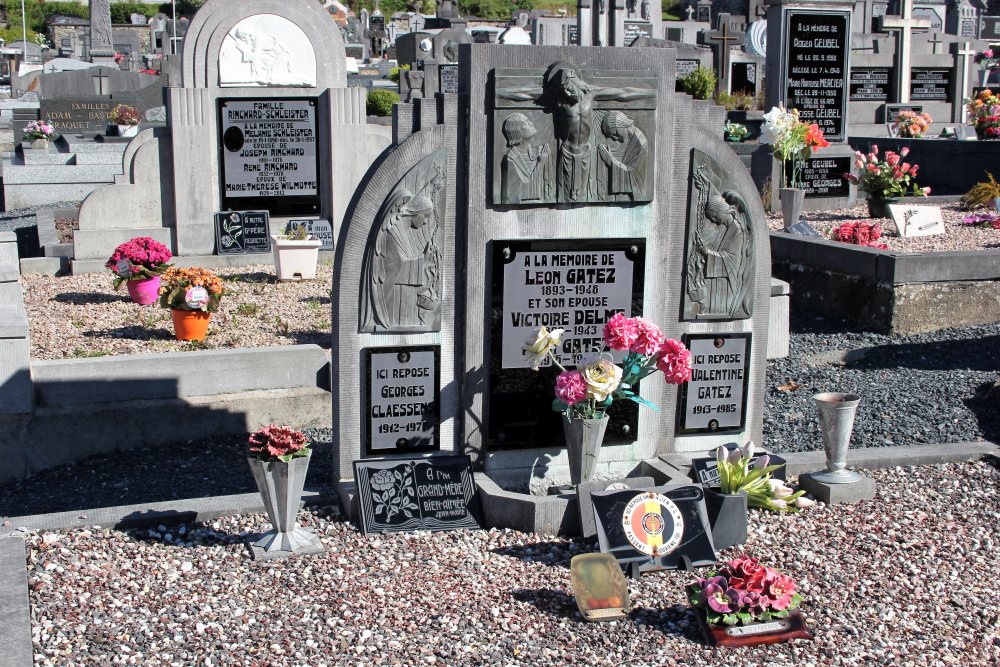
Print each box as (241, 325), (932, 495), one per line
(955, 41), (976, 123)
(881, 0), (932, 103)
(927, 31), (944, 55)
(92, 68), (111, 95)
(703, 14), (743, 94)
(685, 4), (694, 21)
(89, 0), (116, 63)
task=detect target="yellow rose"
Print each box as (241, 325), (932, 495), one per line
(523, 326), (564, 370)
(578, 354), (623, 402)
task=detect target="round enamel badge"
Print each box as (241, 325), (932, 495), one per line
(621, 492), (684, 556)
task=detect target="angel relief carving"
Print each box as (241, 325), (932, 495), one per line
(360, 150), (447, 333)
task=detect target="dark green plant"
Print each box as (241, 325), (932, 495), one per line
(715, 90), (754, 111)
(679, 66), (717, 100)
(158, 0), (204, 16)
(366, 89), (399, 117)
(387, 64), (409, 83)
(110, 2), (159, 23)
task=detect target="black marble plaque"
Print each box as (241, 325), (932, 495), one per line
(983, 16), (1000, 41)
(784, 11), (851, 141)
(365, 346), (440, 456)
(488, 239), (645, 450)
(592, 485), (716, 573)
(850, 67), (892, 101)
(354, 456), (480, 534)
(214, 211), (271, 254)
(565, 24), (579, 45)
(677, 334), (751, 434)
(730, 62), (757, 95)
(217, 97), (322, 216)
(910, 69), (951, 102)
(884, 104), (924, 124)
(801, 155), (851, 198)
(623, 21), (653, 45)
(690, 448), (787, 484)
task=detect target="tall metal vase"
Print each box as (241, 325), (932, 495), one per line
(812, 392), (863, 484)
(246, 450), (324, 558)
(563, 414), (610, 485)
(780, 188), (806, 229)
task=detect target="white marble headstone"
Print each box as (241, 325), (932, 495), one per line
(219, 14), (317, 88)
(889, 204), (945, 237)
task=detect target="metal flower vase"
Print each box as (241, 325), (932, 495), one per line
(563, 414), (609, 485)
(812, 392), (863, 484)
(779, 188), (806, 229)
(246, 450), (324, 559)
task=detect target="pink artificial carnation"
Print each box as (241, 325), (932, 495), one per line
(554, 370), (588, 406)
(657, 338), (692, 384)
(630, 317), (664, 355)
(602, 312), (639, 351)
(248, 424), (309, 459)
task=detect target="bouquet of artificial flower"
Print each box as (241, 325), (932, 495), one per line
(157, 266), (225, 312)
(831, 221), (889, 249)
(105, 236), (173, 289)
(688, 556), (804, 626)
(724, 121), (749, 142)
(523, 313), (692, 420)
(842, 145), (930, 199)
(248, 424), (310, 462)
(975, 49), (999, 72)
(893, 110), (932, 138)
(961, 212), (1000, 229)
(760, 105), (830, 188)
(965, 89), (1000, 139)
(109, 104), (141, 126)
(23, 120), (56, 141)
(714, 442), (813, 512)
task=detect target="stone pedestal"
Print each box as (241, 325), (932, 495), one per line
(799, 471), (876, 505)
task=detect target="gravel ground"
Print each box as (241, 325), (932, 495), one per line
(21, 265), (332, 360)
(766, 202), (1000, 253)
(15, 460), (1000, 666)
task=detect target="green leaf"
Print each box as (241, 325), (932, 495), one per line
(599, 397), (613, 408)
(772, 610), (789, 619)
(721, 614), (738, 626)
(737, 612), (752, 625)
(552, 399), (568, 412)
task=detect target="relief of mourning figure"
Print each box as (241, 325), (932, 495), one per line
(501, 113), (550, 204)
(597, 111), (649, 200)
(360, 154), (445, 332)
(686, 165), (754, 320)
(496, 62), (655, 204)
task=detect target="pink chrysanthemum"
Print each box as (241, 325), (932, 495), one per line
(554, 370), (588, 406)
(630, 317), (664, 356)
(657, 338), (692, 384)
(602, 312), (639, 352)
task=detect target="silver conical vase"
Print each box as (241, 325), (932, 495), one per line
(247, 451), (324, 557)
(563, 414), (609, 485)
(812, 392), (863, 484)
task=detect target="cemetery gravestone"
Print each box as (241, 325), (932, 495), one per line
(889, 204), (945, 237)
(782, 10), (851, 140)
(850, 67), (894, 101)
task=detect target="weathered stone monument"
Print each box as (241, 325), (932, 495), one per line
(333, 43), (772, 530)
(89, 0), (117, 64)
(70, 0), (379, 261)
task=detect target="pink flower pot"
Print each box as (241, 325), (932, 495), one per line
(126, 276), (160, 305)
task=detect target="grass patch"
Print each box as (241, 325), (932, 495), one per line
(236, 302), (261, 317)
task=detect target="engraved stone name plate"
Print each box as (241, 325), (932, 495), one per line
(678, 334), (751, 433)
(889, 204), (944, 238)
(365, 346), (440, 455)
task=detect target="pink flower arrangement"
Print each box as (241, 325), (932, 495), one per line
(831, 221), (889, 249)
(688, 557), (804, 626)
(961, 212), (1000, 230)
(842, 145), (930, 199)
(105, 236), (173, 288)
(524, 313), (692, 420)
(248, 424), (311, 462)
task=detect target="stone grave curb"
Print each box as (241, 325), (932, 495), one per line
(65, 251), (338, 276)
(0, 536), (32, 665)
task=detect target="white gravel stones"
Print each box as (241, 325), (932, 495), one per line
(20, 461), (1000, 666)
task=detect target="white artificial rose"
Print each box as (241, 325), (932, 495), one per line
(523, 326), (564, 370)
(577, 354), (623, 402)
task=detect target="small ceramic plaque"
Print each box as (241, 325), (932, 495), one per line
(570, 553), (630, 622)
(889, 204), (944, 237)
(115, 258), (134, 278)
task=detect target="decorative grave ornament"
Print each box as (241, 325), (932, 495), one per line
(621, 491), (685, 556)
(889, 204), (945, 237)
(219, 14), (317, 87)
(570, 553), (630, 621)
(811, 392), (863, 484)
(359, 149), (446, 333)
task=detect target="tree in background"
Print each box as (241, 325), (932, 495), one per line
(157, 0), (204, 17)
(110, 2), (161, 24)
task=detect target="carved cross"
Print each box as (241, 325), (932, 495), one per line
(92, 69), (110, 95)
(880, 0), (932, 103)
(927, 31), (944, 55)
(703, 14), (743, 93)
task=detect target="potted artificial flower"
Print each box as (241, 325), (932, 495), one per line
(965, 89), (1000, 141)
(841, 145), (930, 218)
(707, 442), (813, 550)
(723, 120), (749, 143)
(974, 49), (998, 87)
(271, 224), (323, 281)
(892, 110), (932, 139)
(524, 313), (692, 484)
(105, 236), (173, 305)
(23, 119), (56, 150)
(246, 424), (324, 558)
(760, 105), (829, 229)
(108, 104), (141, 138)
(688, 557), (811, 646)
(156, 266), (224, 341)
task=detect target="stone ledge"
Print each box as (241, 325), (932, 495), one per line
(0, 536), (33, 665)
(0, 305), (28, 338)
(71, 251), (337, 274)
(19, 256), (68, 276)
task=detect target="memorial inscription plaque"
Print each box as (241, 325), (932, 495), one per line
(623, 21), (654, 45)
(884, 104), (923, 124)
(909, 69), (951, 102)
(849, 67), (892, 101)
(489, 239), (645, 449)
(218, 97), (321, 215)
(365, 346), (440, 456)
(214, 211), (271, 254)
(783, 11), (851, 141)
(801, 156), (851, 198)
(354, 456), (480, 534)
(677, 334), (751, 433)
(286, 219), (334, 250)
(440, 64), (459, 93)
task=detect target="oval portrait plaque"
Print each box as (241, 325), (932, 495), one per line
(620, 491), (684, 556)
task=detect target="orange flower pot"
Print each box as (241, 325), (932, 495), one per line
(170, 308), (211, 341)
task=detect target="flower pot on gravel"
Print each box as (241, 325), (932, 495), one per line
(866, 196), (899, 219)
(271, 234), (322, 281)
(126, 276), (160, 305)
(704, 488), (748, 551)
(170, 308), (211, 341)
(115, 124), (139, 138)
(562, 414), (609, 485)
(29, 138), (49, 150)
